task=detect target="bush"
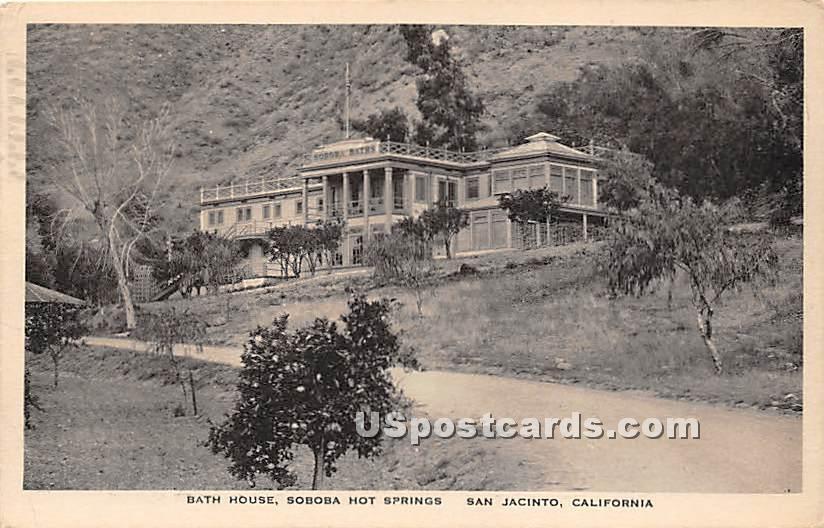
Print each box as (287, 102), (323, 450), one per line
(135, 307), (208, 416)
(207, 294), (417, 489)
(364, 232), (434, 315)
(25, 303), (86, 388)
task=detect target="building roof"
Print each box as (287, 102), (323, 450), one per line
(25, 282), (85, 305)
(490, 132), (595, 163)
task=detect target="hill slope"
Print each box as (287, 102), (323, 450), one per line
(26, 24), (681, 233)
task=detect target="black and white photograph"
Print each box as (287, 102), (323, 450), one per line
(3, 2), (821, 526)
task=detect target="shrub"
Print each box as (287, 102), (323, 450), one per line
(364, 232), (434, 315)
(136, 307), (208, 415)
(207, 294), (417, 489)
(25, 303), (86, 388)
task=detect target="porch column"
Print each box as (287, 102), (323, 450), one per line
(342, 172), (350, 222)
(384, 167), (393, 233)
(343, 233), (351, 266)
(321, 174), (329, 221)
(363, 169), (370, 239)
(582, 213), (588, 242)
(302, 178), (309, 226)
(592, 177), (598, 208)
(403, 170), (411, 214)
(322, 174), (329, 221)
(506, 216), (512, 248)
(577, 168), (582, 206)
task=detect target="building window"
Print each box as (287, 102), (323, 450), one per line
(446, 180), (457, 207)
(492, 169), (511, 194)
(550, 164), (563, 193)
(273, 203), (282, 218)
(511, 167), (528, 190)
(466, 177), (480, 200)
(217, 211), (224, 224)
(564, 167), (579, 204)
(317, 197), (324, 211)
(236, 207), (252, 222)
(296, 200), (303, 215)
(580, 169), (595, 206)
(262, 205), (271, 219)
(415, 175), (427, 203)
(529, 165), (545, 189)
(208, 211), (216, 226)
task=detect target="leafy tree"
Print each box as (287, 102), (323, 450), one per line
(26, 189), (58, 288)
(365, 231), (434, 316)
(52, 243), (120, 306)
(201, 234), (245, 292)
(267, 224), (342, 278)
(25, 303), (86, 388)
(521, 28), (802, 220)
(498, 187), (564, 224)
(207, 295), (417, 489)
(417, 203), (469, 259)
(596, 152), (656, 211)
(688, 28), (802, 224)
(154, 231), (242, 296)
(351, 107), (410, 142)
(313, 221), (344, 271)
(24, 368), (44, 429)
(602, 184), (778, 374)
(400, 25), (485, 150)
(268, 225), (310, 278)
(498, 187), (564, 249)
(396, 215), (432, 245)
(26, 229), (55, 289)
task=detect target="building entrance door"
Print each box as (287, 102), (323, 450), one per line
(351, 234), (364, 266)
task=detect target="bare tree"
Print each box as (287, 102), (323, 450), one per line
(47, 97), (175, 329)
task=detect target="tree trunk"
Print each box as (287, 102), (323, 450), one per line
(188, 369), (198, 416)
(444, 238), (452, 259)
(109, 235), (137, 330)
(415, 287), (424, 316)
(696, 309), (723, 374)
(311, 446), (324, 490)
(52, 354), (59, 388)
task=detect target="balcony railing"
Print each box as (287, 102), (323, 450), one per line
(201, 176), (320, 204)
(327, 202), (345, 219)
(341, 197), (407, 217)
(348, 200), (363, 217)
(368, 197), (385, 215)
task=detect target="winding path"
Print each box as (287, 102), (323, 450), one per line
(82, 336), (802, 493)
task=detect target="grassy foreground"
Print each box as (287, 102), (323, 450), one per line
(87, 236), (803, 412)
(24, 348), (545, 490)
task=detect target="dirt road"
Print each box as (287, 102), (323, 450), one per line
(82, 336), (802, 493)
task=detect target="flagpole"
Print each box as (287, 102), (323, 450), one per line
(345, 63), (351, 139)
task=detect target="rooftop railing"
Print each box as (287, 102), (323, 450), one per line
(200, 176), (321, 204)
(302, 140), (513, 167)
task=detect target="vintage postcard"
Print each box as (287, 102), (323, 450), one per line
(1, 1), (822, 527)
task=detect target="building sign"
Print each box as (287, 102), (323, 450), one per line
(308, 139), (381, 163)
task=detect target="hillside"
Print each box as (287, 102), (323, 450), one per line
(26, 24), (683, 234)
